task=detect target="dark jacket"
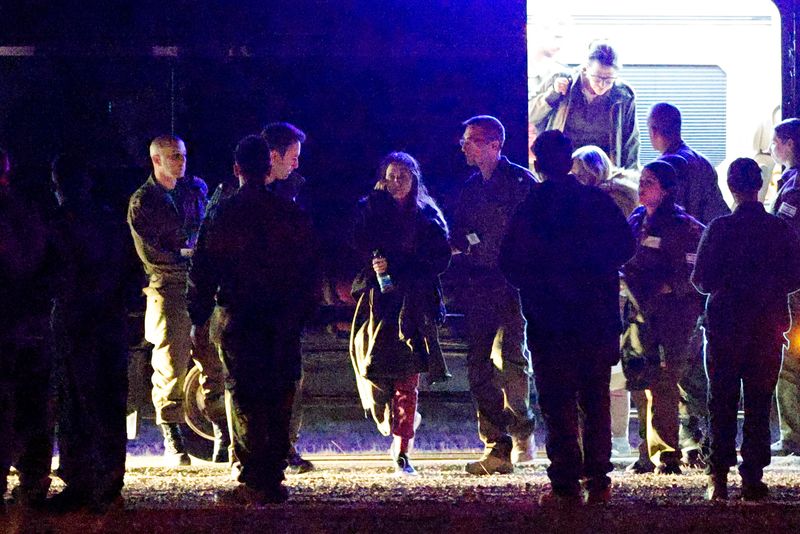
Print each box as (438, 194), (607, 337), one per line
(127, 174), (208, 286)
(188, 181), (319, 381)
(0, 186), (59, 339)
(623, 202), (705, 317)
(692, 201), (800, 336)
(530, 70), (640, 169)
(662, 142), (729, 224)
(52, 200), (135, 320)
(350, 190), (451, 379)
(771, 166), (800, 316)
(500, 174), (635, 347)
(452, 156), (535, 281)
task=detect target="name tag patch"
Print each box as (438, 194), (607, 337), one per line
(642, 235), (661, 249)
(779, 202), (798, 218)
(685, 253), (697, 265)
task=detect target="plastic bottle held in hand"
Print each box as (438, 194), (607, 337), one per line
(373, 249), (395, 293)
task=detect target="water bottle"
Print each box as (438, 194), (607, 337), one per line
(373, 250), (395, 293)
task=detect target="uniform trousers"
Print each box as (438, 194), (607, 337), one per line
(706, 326), (783, 482)
(218, 314), (298, 491)
(144, 283), (226, 424)
(52, 307), (128, 501)
(0, 322), (54, 499)
(462, 281), (535, 446)
(777, 316), (800, 450)
(530, 336), (615, 496)
(640, 296), (698, 465)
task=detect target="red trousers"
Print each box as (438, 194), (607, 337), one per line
(371, 373), (420, 441)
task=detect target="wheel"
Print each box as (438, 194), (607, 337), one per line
(182, 363), (215, 461)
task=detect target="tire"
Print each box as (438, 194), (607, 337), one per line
(182, 363), (215, 461)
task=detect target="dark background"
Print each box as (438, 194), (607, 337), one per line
(0, 1), (528, 281)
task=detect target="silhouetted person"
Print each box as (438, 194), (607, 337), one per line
(48, 153), (133, 513)
(0, 148), (58, 510)
(189, 135), (319, 505)
(500, 130), (634, 504)
(693, 157), (800, 501)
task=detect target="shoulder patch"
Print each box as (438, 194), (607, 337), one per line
(642, 236), (661, 249)
(779, 202), (798, 218)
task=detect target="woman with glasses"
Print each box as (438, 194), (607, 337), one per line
(350, 152), (451, 475)
(530, 41), (641, 170)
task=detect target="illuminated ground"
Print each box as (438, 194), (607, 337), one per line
(4, 454), (800, 533)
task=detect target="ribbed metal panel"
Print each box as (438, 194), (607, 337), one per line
(619, 65), (727, 167)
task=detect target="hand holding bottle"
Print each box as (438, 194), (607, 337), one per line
(372, 250), (395, 293)
(372, 256), (388, 275)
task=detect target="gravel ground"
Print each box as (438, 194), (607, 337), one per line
(4, 457), (800, 533)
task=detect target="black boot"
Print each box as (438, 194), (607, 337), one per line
(741, 479), (770, 501)
(286, 445), (315, 474)
(705, 472), (728, 501)
(160, 423), (191, 467)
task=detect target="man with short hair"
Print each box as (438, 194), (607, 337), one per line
(530, 42), (640, 169)
(501, 130), (634, 504)
(127, 135), (227, 466)
(260, 121), (315, 474)
(644, 102), (730, 469)
(189, 135), (319, 504)
(453, 115), (537, 475)
(262, 121), (307, 204)
(648, 102), (729, 225)
(693, 157), (800, 501)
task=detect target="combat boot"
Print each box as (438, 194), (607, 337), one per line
(161, 423), (191, 467)
(655, 462), (682, 475)
(704, 472), (728, 501)
(741, 479), (770, 501)
(465, 437), (513, 475)
(538, 490), (583, 508)
(625, 458), (655, 474)
(511, 433), (536, 464)
(9, 477), (50, 510)
(286, 448), (315, 474)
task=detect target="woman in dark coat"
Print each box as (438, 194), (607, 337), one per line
(350, 152), (450, 475)
(622, 160), (705, 475)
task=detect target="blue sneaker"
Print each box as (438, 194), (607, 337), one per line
(395, 452), (417, 476)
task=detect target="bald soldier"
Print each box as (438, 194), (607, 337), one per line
(127, 135), (227, 466)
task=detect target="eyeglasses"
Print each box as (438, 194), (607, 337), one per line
(586, 73), (617, 87)
(459, 137), (487, 148)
